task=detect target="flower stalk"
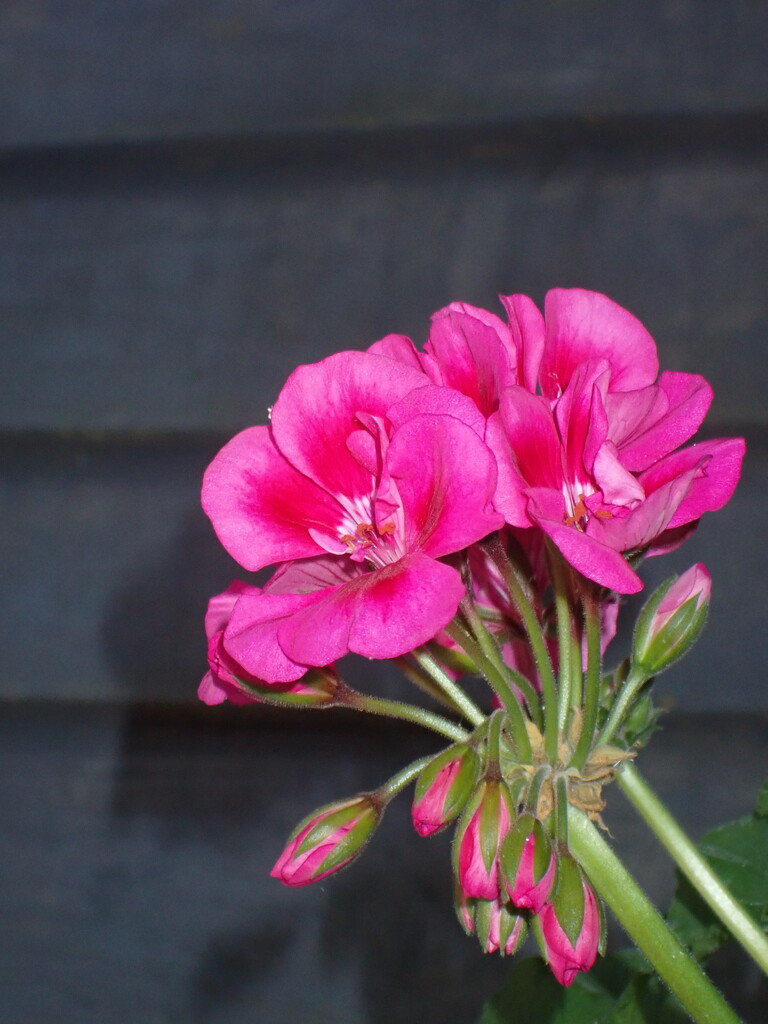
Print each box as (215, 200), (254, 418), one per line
(567, 806), (743, 1024)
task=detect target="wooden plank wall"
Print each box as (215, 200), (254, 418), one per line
(3, 1), (767, 708)
(2, 6), (768, 1020)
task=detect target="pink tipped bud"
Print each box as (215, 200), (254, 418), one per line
(453, 889), (527, 956)
(537, 857), (601, 986)
(633, 563), (711, 676)
(270, 795), (379, 887)
(501, 814), (557, 914)
(412, 743), (480, 837)
(453, 779), (514, 901)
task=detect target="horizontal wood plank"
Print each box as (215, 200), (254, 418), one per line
(2, 123), (767, 432)
(1, 2), (768, 149)
(1, 436), (765, 706)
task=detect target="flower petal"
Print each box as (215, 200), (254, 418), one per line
(224, 589), (322, 683)
(386, 414), (503, 558)
(499, 293), (546, 394)
(271, 350), (428, 499)
(640, 437), (746, 528)
(541, 289), (659, 399)
(202, 426), (340, 571)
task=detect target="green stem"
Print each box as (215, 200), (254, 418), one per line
(392, 654), (468, 717)
(377, 755), (432, 802)
(618, 763), (768, 975)
(568, 806), (743, 1024)
(570, 589), (602, 771)
(344, 690), (468, 743)
(459, 596), (543, 727)
(597, 667), (650, 746)
(410, 647), (486, 727)
(549, 548), (578, 730)
(445, 618), (532, 762)
(483, 534), (558, 760)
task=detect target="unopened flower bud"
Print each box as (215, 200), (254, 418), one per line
(453, 778), (514, 900)
(453, 888), (527, 956)
(271, 794), (380, 887)
(632, 564), (711, 676)
(537, 856), (602, 986)
(501, 813), (557, 914)
(412, 743), (480, 837)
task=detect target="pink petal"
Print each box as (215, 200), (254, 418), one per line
(278, 552), (466, 663)
(495, 387), (564, 491)
(484, 412), (532, 528)
(499, 293), (546, 393)
(386, 414), (503, 558)
(640, 437), (746, 528)
(202, 425), (340, 571)
(541, 289), (659, 399)
(367, 333), (426, 372)
(224, 589), (322, 682)
(425, 302), (517, 416)
(527, 488), (643, 593)
(387, 384), (487, 439)
(271, 350), (428, 499)
(608, 372), (714, 472)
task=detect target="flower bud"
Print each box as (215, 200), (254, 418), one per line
(632, 563), (711, 676)
(411, 743), (480, 837)
(537, 856), (602, 986)
(270, 795), (380, 886)
(501, 813), (557, 914)
(453, 778), (514, 900)
(454, 888), (527, 955)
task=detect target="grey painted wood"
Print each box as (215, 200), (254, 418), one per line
(1, 2), (767, 149)
(2, 125), (767, 432)
(1, 704), (765, 1023)
(1, 436), (765, 707)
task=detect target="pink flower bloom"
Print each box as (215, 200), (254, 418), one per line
(455, 780), (514, 901)
(501, 814), (557, 915)
(203, 351), (503, 673)
(486, 292), (744, 593)
(538, 861), (601, 986)
(271, 795), (380, 887)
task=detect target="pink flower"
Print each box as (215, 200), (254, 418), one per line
(501, 814), (557, 915)
(486, 290), (744, 592)
(203, 351), (503, 674)
(454, 779), (514, 901)
(271, 794), (380, 887)
(538, 860), (601, 986)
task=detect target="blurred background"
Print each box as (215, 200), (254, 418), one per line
(1, 2), (767, 1021)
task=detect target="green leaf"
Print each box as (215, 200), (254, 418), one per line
(475, 956), (621, 1024)
(604, 972), (688, 1024)
(667, 777), (768, 958)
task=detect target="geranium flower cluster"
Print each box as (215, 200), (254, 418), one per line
(200, 288), (744, 985)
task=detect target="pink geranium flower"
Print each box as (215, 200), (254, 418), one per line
(202, 351), (503, 675)
(485, 290), (745, 592)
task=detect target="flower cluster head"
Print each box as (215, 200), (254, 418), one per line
(200, 287), (743, 986)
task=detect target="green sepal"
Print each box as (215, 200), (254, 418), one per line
(413, 742), (480, 829)
(552, 854), (587, 947)
(233, 669), (338, 708)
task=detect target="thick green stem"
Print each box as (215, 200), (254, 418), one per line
(619, 763), (768, 975)
(410, 647), (486, 727)
(483, 534), (558, 760)
(570, 589), (602, 771)
(344, 691), (468, 742)
(568, 806), (743, 1024)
